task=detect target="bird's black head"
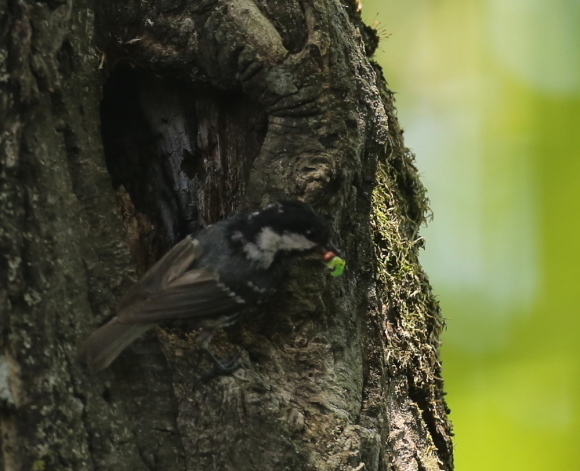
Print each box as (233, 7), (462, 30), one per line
(229, 200), (336, 268)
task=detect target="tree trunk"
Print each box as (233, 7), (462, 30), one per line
(0, 1), (453, 470)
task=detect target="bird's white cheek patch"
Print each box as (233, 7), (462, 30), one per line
(278, 232), (317, 252)
(243, 227), (318, 269)
(260, 227), (319, 252)
(256, 227), (281, 253)
(242, 241), (269, 268)
(243, 228), (275, 268)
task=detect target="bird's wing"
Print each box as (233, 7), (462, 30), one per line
(117, 235), (202, 311)
(118, 267), (246, 324)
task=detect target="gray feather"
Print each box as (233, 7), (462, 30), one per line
(119, 269), (244, 323)
(78, 318), (155, 371)
(79, 236), (200, 370)
(118, 235), (200, 310)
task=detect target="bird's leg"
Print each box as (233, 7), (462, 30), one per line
(196, 329), (242, 374)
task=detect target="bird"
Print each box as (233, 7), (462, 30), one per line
(78, 200), (345, 371)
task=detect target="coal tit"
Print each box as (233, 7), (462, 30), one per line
(79, 200), (344, 371)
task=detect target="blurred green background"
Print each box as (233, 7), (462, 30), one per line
(362, 0), (580, 469)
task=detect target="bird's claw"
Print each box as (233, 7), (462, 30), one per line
(195, 348), (242, 385)
(207, 349), (242, 373)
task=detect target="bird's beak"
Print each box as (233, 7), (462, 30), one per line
(321, 243), (340, 260)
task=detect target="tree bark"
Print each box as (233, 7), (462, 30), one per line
(0, 1), (453, 470)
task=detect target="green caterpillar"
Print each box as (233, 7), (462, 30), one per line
(325, 256), (346, 277)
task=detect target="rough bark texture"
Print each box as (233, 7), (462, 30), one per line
(0, 1), (453, 470)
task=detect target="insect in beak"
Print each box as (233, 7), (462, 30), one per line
(321, 245), (346, 277)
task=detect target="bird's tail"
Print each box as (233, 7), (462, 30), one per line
(78, 318), (155, 371)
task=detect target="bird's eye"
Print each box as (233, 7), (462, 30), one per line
(306, 229), (315, 236)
